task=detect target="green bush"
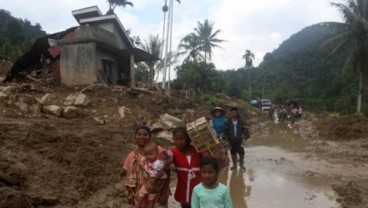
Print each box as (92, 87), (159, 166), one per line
(191, 93), (221, 106)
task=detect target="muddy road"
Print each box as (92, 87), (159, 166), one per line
(169, 120), (368, 208)
(223, 126), (339, 208)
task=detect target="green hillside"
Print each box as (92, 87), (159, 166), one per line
(0, 9), (46, 62)
(222, 22), (365, 114)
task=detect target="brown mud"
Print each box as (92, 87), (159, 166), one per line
(0, 80), (368, 208)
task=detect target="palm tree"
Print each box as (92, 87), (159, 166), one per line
(106, 0), (133, 15)
(242, 49), (255, 69)
(138, 35), (179, 87)
(178, 33), (204, 62)
(242, 49), (255, 100)
(141, 35), (163, 88)
(326, 0), (368, 114)
(194, 19), (225, 62)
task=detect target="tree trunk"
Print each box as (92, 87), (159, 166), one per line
(356, 73), (362, 114)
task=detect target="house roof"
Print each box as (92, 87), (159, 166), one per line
(72, 6), (103, 24)
(78, 14), (134, 49)
(121, 48), (160, 62)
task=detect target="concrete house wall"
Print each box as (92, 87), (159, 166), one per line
(57, 6), (158, 87)
(60, 42), (97, 85)
(60, 25), (123, 86)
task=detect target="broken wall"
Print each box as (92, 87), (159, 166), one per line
(60, 42), (97, 86)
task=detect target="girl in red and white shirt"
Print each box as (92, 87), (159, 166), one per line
(171, 126), (202, 208)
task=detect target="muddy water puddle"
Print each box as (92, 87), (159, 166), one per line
(169, 126), (340, 207)
(219, 146), (339, 208)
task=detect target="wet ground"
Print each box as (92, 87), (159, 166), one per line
(169, 124), (341, 207)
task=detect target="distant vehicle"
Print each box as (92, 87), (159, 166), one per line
(260, 99), (272, 112)
(250, 99), (259, 107)
(250, 99), (272, 112)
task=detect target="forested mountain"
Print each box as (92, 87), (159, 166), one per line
(222, 22), (365, 114)
(0, 9), (46, 62)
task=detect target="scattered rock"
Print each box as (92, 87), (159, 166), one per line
(159, 113), (185, 130)
(43, 105), (63, 117)
(74, 93), (90, 106)
(118, 106), (130, 119)
(40, 93), (56, 105)
(64, 93), (78, 106)
(94, 117), (106, 125)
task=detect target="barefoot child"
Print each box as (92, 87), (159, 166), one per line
(171, 126), (202, 208)
(136, 141), (168, 208)
(191, 156), (233, 208)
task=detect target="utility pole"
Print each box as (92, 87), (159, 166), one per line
(161, 0), (179, 92)
(167, 0), (174, 91)
(161, 0), (171, 90)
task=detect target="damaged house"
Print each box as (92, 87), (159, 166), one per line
(4, 6), (159, 87)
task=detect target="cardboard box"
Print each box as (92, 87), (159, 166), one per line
(187, 117), (229, 169)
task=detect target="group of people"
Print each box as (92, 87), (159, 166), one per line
(276, 104), (303, 123)
(122, 106), (250, 208)
(210, 107), (250, 171)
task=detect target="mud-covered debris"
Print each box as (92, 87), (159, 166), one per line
(159, 113), (185, 130)
(118, 106), (130, 119)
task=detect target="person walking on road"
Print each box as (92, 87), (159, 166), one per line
(210, 107), (227, 140)
(223, 107), (248, 171)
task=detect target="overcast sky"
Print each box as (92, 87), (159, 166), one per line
(0, 0), (345, 70)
